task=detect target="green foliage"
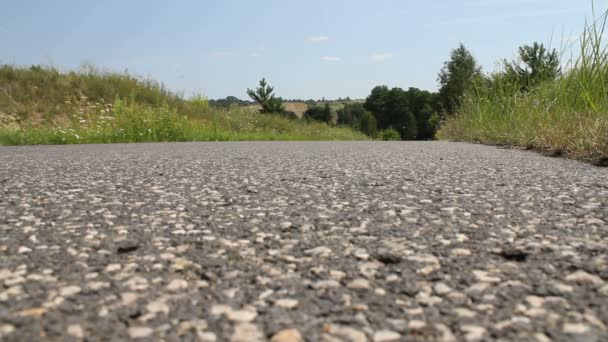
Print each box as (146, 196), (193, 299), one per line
(209, 96), (251, 108)
(438, 14), (608, 161)
(0, 103), (369, 145)
(246, 78), (285, 114)
(400, 110), (418, 140)
(190, 93), (209, 110)
(380, 128), (401, 141)
(438, 44), (483, 115)
(363, 86), (389, 125)
(364, 86), (440, 140)
(337, 103), (365, 126)
(283, 111), (298, 119)
(0, 66), (369, 145)
(0, 63), (208, 124)
(335, 103), (378, 137)
(502, 42), (560, 90)
(404, 87), (440, 140)
(357, 110), (378, 138)
(303, 103), (332, 124)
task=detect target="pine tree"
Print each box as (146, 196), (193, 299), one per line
(247, 78), (284, 113)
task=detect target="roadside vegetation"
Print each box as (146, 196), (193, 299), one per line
(0, 66), (367, 145)
(438, 11), (608, 163)
(2, 8), (606, 156)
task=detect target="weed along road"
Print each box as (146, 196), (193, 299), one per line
(0, 141), (607, 341)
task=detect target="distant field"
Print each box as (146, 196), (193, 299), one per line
(284, 102), (308, 118)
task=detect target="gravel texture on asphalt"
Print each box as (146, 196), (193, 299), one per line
(0, 141), (607, 342)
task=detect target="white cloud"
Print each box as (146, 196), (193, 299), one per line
(209, 51), (234, 57)
(249, 52), (261, 57)
(370, 53), (394, 62)
(309, 35), (329, 42)
(321, 56), (341, 62)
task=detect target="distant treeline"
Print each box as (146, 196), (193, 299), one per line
(208, 96), (253, 108)
(303, 87), (439, 140)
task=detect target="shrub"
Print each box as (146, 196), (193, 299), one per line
(380, 128), (401, 141)
(303, 104), (332, 124)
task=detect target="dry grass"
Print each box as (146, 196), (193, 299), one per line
(0, 65), (369, 145)
(438, 12), (608, 163)
(284, 102), (308, 118)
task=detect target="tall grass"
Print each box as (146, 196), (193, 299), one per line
(0, 65), (368, 145)
(438, 10), (608, 162)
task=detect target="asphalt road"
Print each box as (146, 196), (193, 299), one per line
(0, 141), (607, 342)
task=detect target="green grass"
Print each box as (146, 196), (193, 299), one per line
(0, 65), (368, 145)
(438, 12), (608, 162)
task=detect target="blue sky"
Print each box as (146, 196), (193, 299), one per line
(0, 0), (602, 99)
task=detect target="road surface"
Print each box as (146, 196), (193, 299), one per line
(0, 142), (607, 341)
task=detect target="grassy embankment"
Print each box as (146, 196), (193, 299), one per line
(0, 65), (367, 145)
(438, 15), (608, 163)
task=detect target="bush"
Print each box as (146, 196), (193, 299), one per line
(303, 104), (332, 124)
(380, 128), (401, 141)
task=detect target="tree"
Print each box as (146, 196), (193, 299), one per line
(503, 42), (560, 90)
(364, 85), (441, 140)
(357, 110), (378, 138)
(209, 96), (250, 108)
(322, 103), (332, 124)
(246, 78), (284, 113)
(385, 88), (418, 140)
(364, 86), (420, 140)
(303, 103), (332, 124)
(406, 87), (439, 140)
(438, 44), (482, 116)
(364, 86), (390, 127)
(337, 103), (366, 126)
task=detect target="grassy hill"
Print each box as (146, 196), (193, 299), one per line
(438, 19), (608, 163)
(0, 65), (368, 145)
